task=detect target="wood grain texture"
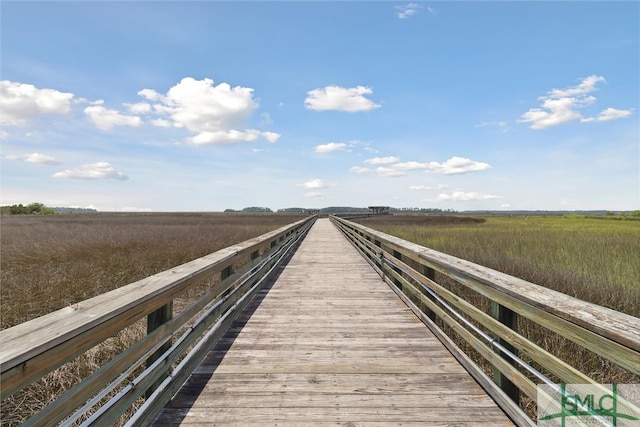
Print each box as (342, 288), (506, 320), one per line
(152, 219), (513, 426)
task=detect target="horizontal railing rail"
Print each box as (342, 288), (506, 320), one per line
(0, 215), (316, 426)
(330, 215), (640, 427)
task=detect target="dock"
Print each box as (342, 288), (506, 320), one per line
(151, 218), (513, 425)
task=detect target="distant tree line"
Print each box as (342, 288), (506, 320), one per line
(311, 206), (456, 214)
(591, 210), (640, 221)
(1, 203), (98, 215)
(1, 203), (55, 215)
(271, 206), (458, 214)
(224, 207), (274, 213)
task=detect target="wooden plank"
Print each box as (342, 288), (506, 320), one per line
(154, 407), (513, 425)
(169, 393), (501, 408)
(151, 219), (513, 426)
(169, 373), (487, 395)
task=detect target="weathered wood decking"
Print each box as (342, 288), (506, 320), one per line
(152, 219), (513, 426)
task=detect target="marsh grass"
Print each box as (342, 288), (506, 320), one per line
(2, 212), (638, 424)
(356, 214), (640, 316)
(0, 212), (303, 425)
(354, 214), (640, 419)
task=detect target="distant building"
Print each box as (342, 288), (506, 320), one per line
(368, 206), (390, 215)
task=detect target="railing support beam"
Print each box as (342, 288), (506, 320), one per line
(491, 302), (520, 404)
(146, 301), (173, 398)
(420, 265), (437, 322)
(391, 250), (403, 289)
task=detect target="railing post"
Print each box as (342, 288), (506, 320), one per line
(420, 265), (437, 322)
(491, 302), (520, 404)
(391, 250), (403, 289)
(374, 239), (382, 270)
(146, 301), (173, 398)
(221, 264), (234, 281)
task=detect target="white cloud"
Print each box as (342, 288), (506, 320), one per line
(53, 161), (128, 180)
(304, 85), (381, 112)
(581, 107), (633, 122)
(410, 184), (448, 191)
(437, 191), (502, 201)
(138, 77), (279, 145)
(548, 75), (604, 98)
(395, 3), (420, 19)
(24, 153), (61, 165)
(0, 129), (9, 140)
(124, 102), (152, 114)
(393, 161), (430, 171)
(364, 156), (400, 165)
(350, 166), (372, 174)
(189, 129), (279, 145)
(425, 157), (491, 174)
(519, 96), (588, 129)
(315, 142), (346, 154)
(150, 118), (171, 128)
(84, 105), (143, 131)
(376, 167), (405, 177)
(138, 88), (162, 101)
(0, 80), (74, 126)
(356, 156), (490, 177)
(166, 77), (255, 130)
(519, 75), (632, 129)
(262, 132), (280, 143)
(301, 179), (326, 189)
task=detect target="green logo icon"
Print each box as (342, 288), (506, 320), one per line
(538, 384), (640, 427)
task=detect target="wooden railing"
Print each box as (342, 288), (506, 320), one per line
(331, 215), (640, 426)
(0, 216), (316, 426)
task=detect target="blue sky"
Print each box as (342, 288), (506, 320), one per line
(1, 1), (638, 212)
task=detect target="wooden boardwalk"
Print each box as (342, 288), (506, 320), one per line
(152, 219), (514, 426)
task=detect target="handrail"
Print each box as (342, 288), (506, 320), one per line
(330, 215), (640, 426)
(0, 215), (316, 426)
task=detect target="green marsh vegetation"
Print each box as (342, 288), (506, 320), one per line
(353, 213), (640, 417)
(355, 213), (640, 317)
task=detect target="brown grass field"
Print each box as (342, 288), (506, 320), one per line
(1, 212), (638, 424)
(0, 212), (304, 424)
(1, 212), (305, 329)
